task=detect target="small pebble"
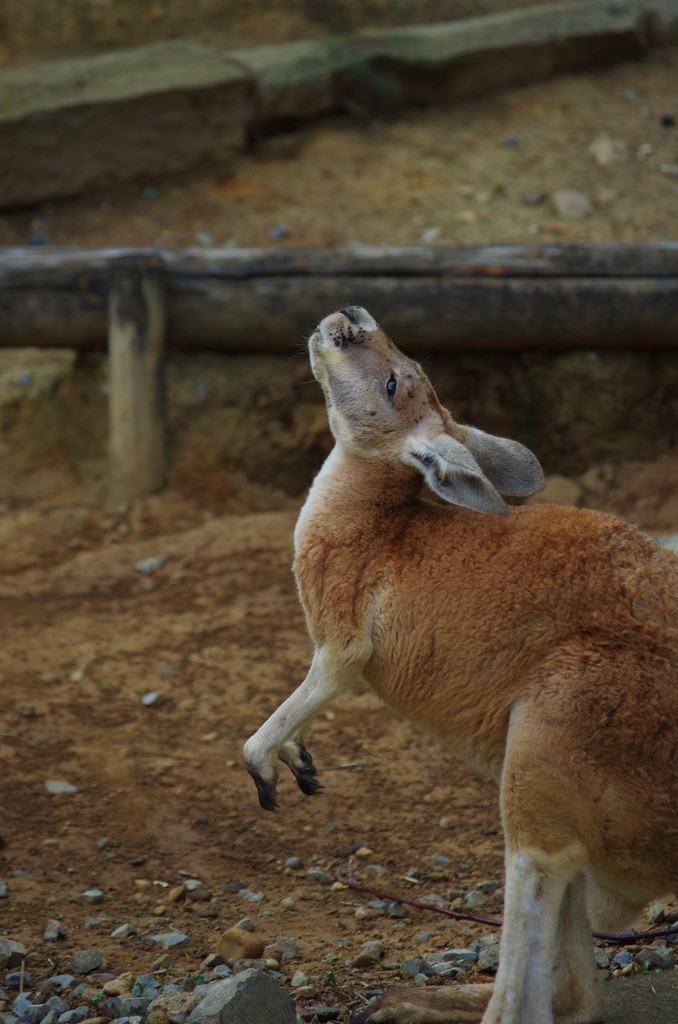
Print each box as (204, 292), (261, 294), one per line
(464, 890), (487, 910)
(77, 890), (104, 905)
(234, 918), (254, 932)
(269, 223), (289, 241)
(306, 868), (333, 885)
(5, 972), (31, 990)
(146, 932), (190, 951)
(44, 920), (68, 941)
(71, 951), (103, 975)
(0, 880), (8, 898)
(280, 897), (295, 910)
(290, 970), (307, 988)
(134, 556), (167, 575)
(110, 924), (136, 940)
(284, 857), (302, 870)
(141, 692), (164, 708)
(45, 781), (77, 795)
(239, 889), (264, 902)
(552, 188), (593, 219)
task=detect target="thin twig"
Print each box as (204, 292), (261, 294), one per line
(336, 865), (678, 943)
(317, 761), (379, 772)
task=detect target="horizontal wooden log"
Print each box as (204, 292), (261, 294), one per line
(3, 243), (678, 285)
(1, 269), (677, 352)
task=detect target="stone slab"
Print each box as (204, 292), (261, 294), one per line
(0, 41), (254, 208)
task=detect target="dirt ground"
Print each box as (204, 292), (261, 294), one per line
(2, 47), (678, 1023)
(0, 47), (677, 249)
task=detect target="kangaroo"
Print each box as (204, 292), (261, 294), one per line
(244, 306), (678, 1024)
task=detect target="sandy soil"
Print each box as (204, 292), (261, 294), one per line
(2, 48), (678, 1022)
(0, 48), (677, 250)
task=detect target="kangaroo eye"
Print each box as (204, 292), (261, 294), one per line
(386, 374), (397, 400)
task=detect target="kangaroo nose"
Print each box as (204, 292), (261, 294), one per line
(340, 306), (360, 324)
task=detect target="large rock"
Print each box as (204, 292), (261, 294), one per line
(0, 41), (253, 209)
(0, 937), (27, 970)
(188, 970), (295, 1024)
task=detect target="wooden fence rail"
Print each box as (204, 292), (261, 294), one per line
(1, 243), (677, 501)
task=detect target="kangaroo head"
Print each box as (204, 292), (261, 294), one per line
(310, 306), (544, 515)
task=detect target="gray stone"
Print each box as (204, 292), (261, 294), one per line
(147, 932), (190, 951)
(360, 940), (385, 963)
(594, 949), (611, 969)
(76, 889), (104, 905)
(477, 944), (500, 972)
(427, 949), (478, 968)
(11, 998), (47, 1024)
(552, 189), (594, 220)
(0, 881), (8, 899)
(133, 975), (160, 998)
(297, 1007), (341, 1024)
(388, 902), (410, 919)
(5, 975), (30, 992)
(633, 944), (675, 969)
(146, 993), (198, 1024)
(46, 976), (76, 992)
(44, 781), (77, 795)
(57, 1010), (90, 1024)
(43, 1002), (68, 1018)
(233, 919), (254, 934)
(103, 998), (151, 1020)
(141, 691), (164, 708)
(238, 890), (264, 903)
(463, 889), (487, 910)
(400, 959), (433, 979)
(0, 940), (27, 971)
(110, 924), (136, 940)
(0, 42), (253, 210)
(70, 951), (103, 975)
(431, 854), (450, 865)
(612, 950), (634, 968)
(284, 857), (302, 870)
(263, 938), (298, 963)
(43, 921), (67, 942)
(306, 868), (333, 885)
(188, 969), (295, 1024)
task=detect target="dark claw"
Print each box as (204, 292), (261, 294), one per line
(296, 772), (324, 797)
(247, 768), (278, 812)
(292, 744), (324, 797)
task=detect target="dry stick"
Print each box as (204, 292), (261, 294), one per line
(336, 867), (678, 944)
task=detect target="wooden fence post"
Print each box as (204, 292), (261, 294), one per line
(108, 255), (166, 504)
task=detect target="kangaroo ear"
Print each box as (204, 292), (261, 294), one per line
(404, 434), (508, 515)
(463, 426), (544, 496)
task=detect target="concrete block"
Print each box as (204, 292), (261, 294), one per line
(0, 41), (254, 208)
